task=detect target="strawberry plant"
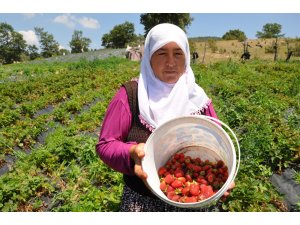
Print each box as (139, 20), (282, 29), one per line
(0, 56), (299, 212)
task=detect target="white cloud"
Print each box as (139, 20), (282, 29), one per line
(19, 30), (39, 46)
(53, 14), (100, 30)
(22, 13), (37, 19)
(77, 17), (100, 29)
(53, 14), (76, 29)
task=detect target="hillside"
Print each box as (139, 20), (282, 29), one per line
(191, 38), (300, 64)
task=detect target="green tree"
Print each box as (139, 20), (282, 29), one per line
(26, 44), (40, 60)
(256, 23), (285, 61)
(140, 13), (193, 36)
(0, 22), (27, 64)
(34, 27), (60, 58)
(69, 30), (91, 53)
(59, 48), (70, 56)
(256, 23), (284, 39)
(101, 22), (136, 48)
(222, 29), (247, 42)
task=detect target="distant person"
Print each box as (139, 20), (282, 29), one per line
(192, 51), (199, 63)
(241, 51), (251, 60)
(96, 23), (235, 212)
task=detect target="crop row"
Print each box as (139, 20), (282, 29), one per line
(0, 57), (140, 211)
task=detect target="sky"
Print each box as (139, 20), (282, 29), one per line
(0, 13), (299, 51)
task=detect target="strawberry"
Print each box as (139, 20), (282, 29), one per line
(174, 153), (181, 160)
(177, 176), (186, 183)
(189, 183), (200, 196)
(164, 174), (175, 184)
(160, 181), (167, 192)
(207, 174), (215, 183)
(167, 190), (176, 200)
(174, 169), (184, 178)
(185, 174), (193, 182)
(185, 196), (197, 203)
(197, 178), (208, 185)
(184, 156), (192, 164)
(171, 194), (181, 202)
(181, 186), (190, 196)
(200, 184), (214, 199)
(166, 185), (175, 193)
(158, 167), (167, 177)
(171, 179), (183, 188)
(217, 160), (225, 168)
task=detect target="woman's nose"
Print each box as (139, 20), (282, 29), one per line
(166, 54), (175, 67)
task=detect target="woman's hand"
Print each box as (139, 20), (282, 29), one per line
(129, 143), (148, 180)
(221, 181), (235, 201)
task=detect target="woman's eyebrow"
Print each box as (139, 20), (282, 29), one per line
(157, 47), (182, 51)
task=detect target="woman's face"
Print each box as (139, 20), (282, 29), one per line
(150, 42), (186, 84)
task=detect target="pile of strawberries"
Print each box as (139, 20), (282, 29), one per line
(158, 152), (228, 203)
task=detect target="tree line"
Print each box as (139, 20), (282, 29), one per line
(0, 13), (298, 64)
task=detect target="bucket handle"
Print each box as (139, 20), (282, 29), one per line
(199, 115), (241, 182)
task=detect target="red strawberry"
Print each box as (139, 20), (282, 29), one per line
(171, 194), (181, 202)
(166, 185), (175, 193)
(171, 179), (183, 188)
(217, 160), (225, 168)
(167, 190), (176, 200)
(158, 167), (167, 176)
(189, 183), (200, 196)
(164, 174), (175, 184)
(185, 156), (192, 164)
(160, 181), (167, 192)
(200, 184), (214, 199)
(185, 196), (198, 203)
(181, 186), (190, 196)
(174, 153), (181, 160)
(197, 178), (208, 185)
(177, 176), (186, 183)
(207, 174), (215, 183)
(174, 169), (184, 178)
(185, 174), (193, 182)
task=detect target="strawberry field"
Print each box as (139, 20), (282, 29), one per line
(0, 56), (299, 211)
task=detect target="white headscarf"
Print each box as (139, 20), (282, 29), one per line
(138, 23), (210, 131)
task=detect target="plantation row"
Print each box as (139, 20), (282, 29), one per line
(0, 57), (299, 211)
(0, 58), (139, 211)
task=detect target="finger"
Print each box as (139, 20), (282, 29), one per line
(223, 191), (230, 197)
(135, 143), (145, 158)
(137, 150), (145, 158)
(134, 163), (148, 180)
(228, 182), (235, 190)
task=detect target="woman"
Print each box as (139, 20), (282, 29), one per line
(96, 23), (234, 212)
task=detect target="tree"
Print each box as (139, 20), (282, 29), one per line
(69, 30), (91, 53)
(0, 22), (27, 64)
(140, 13), (193, 36)
(101, 22), (136, 48)
(34, 27), (60, 58)
(26, 44), (40, 60)
(256, 23), (284, 61)
(222, 29), (247, 42)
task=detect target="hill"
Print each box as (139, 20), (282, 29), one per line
(190, 38), (300, 64)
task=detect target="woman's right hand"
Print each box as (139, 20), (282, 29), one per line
(129, 143), (148, 180)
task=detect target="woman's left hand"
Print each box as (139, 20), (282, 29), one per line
(222, 182), (235, 201)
